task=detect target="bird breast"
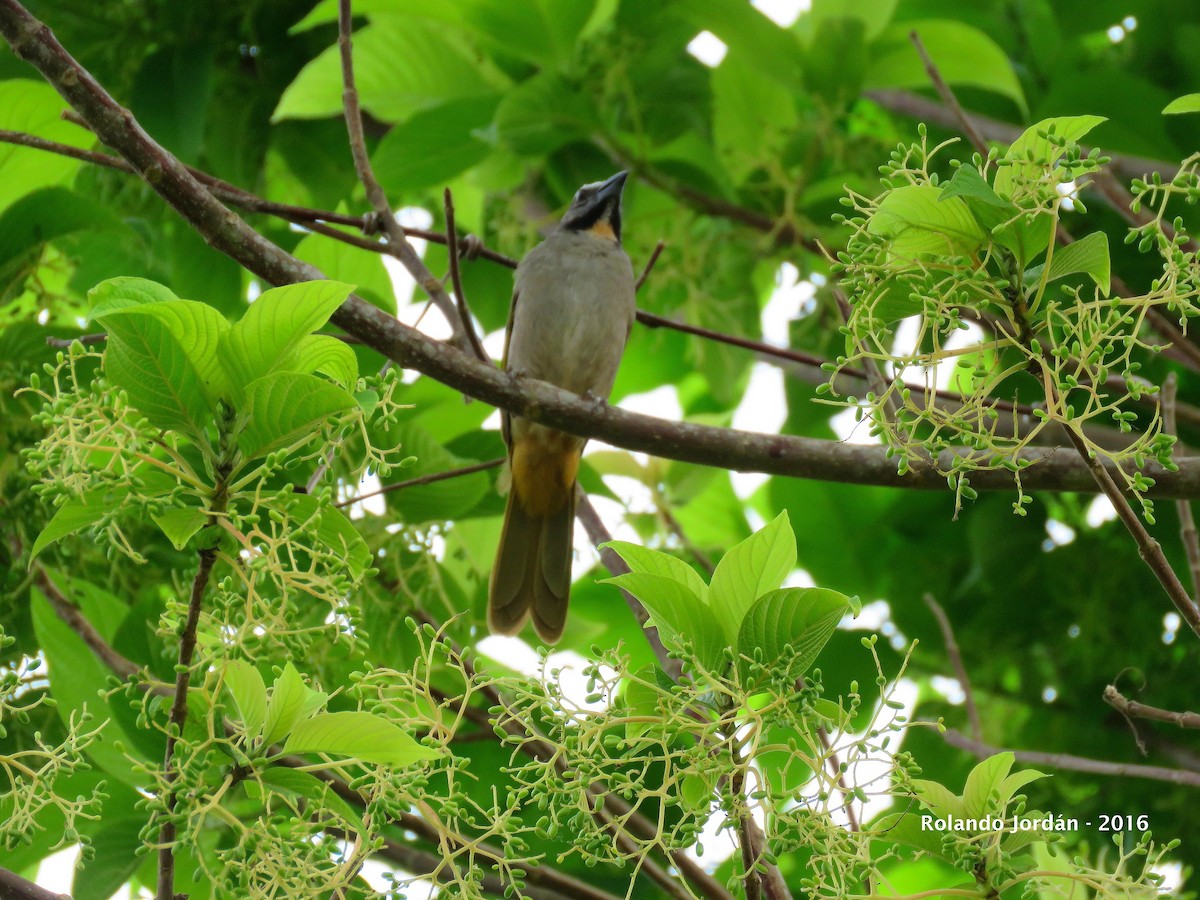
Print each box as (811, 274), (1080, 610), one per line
(507, 231), (636, 397)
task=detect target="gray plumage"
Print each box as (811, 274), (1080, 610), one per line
(488, 173), (636, 643)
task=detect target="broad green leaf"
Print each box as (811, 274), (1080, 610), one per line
(675, 0), (804, 90)
(939, 166), (1054, 261)
(1000, 768), (1049, 800)
(263, 662), (311, 747)
(291, 0), (464, 33)
(866, 21), (1026, 115)
(603, 541), (709, 600)
(88, 276), (179, 318)
(220, 280), (354, 399)
(223, 660), (268, 740)
(375, 421), (490, 524)
(602, 572), (727, 674)
(962, 752), (1015, 817)
(869, 185), (987, 261)
(100, 299), (231, 403)
(257, 766), (365, 830)
(1164, 93), (1200, 115)
(370, 95), (499, 195)
(293, 230), (395, 314)
(940, 164), (1011, 209)
(680, 774), (710, 810)
(736, 587), (852, 684)
(622, 665), (676, 740)
(0, 81), (94, 212)
(274, 18), (501, 123)
(98, 310), (214, 439)
(911, 778), (966, 820)
(283, 711), (442, 766)
(237, 371), (357, 461)
(992, 115), (1106, 199)
(152, 507), (208, 551)
(458, 0), (595, 68)
(871, 810), (952, 859)
(711, 51), (797, 181)
(0, 188), (116, 278)
(73, 814), (145, 900)
(283, 334), (360, 390)
(30, 495), (124, 561)
(799, 16), (867, 109)
(708, 510), (796, 643)
(495, 72), (597, 156)
(800, 0), (899, 42)
(30, 586), (146, 788)
(1027, 230), (1110, 295)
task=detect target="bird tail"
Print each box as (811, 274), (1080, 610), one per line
(488, 443), (578, 643)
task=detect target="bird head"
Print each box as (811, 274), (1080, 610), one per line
(559, 170), (628, 243)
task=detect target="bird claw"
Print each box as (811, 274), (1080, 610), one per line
(581, 389), (607, 410)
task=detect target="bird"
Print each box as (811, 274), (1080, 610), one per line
(488, 171), (636, 643)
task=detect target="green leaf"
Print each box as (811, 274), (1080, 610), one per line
(623, 664), (676, 740)
(872, 810), (952, 859)
(675, 0), (804, 90)
(99, 299), (232, 404)
(291, 0), (465, 34)
(708, 510), (796, 643)
(0, 188), (117, 278)
(88, 276), (179, 318)
(866, 21), (1026, 115)
(293, 230), (395, 315)
(30, 585), (146, 788)
(220, 280), (354, 400)
(283, 711), (442, 766)
(274, 17), (501, 123)
(263, 662), (312, 747)
(602, 572), (727, 674)
(73, 815), (145, 900)
(237, 371), (358, 461)
(800, 0), (899, 42)
(1027, 230), (1110, 295)
(151, 507), (208, 551)
(495, 72), (597, 156)
(992, 115), (1107, 199)
(30, 495), (124, 562)
(257, 766), (365, 830)
(459, 0), (595, 68)
(223, 660), (268, 740)
(603, 541), (709, 600)
(282, 334), (360, 390)
(1164, 93), (1200, 115)
(680, 774), (710, 810)
(940, 164), (1011, 209)
(370, 95), (499, 194)
(0, 81), (94, 213)
(870, 185), (987, 261)
(962, 752), (1014, 817)
(736, 587), (852, 684)
(911, 777), (966, 820)
(375, 421), (490, 524)
(96, 310), (214, 439)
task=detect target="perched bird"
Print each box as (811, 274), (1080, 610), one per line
(488, 171), (636, 643)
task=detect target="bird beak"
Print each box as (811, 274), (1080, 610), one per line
(595, 170), (629, 204)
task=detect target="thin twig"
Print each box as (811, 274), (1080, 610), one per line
(1163, 373), (1200, 603)
(908, 31), (990, 157)
(444, 188), (490, 364)
(157, 545), (218, 900)
(335, 0), (467, 350)
(635, 240), (666, 291)
(923, 594), (982, 743)
(939, 726), (1200, 786)
(1103, 685), (1200, 731)
(1062, 423), (1200, 639)
(334, 458), (503, 508)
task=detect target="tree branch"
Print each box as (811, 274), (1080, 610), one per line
(1103, 685), (1200, 731)
(923, 594), (982, 743)
(0, 867), (71, 900)
(1163, 373), (1200, 603)
(939, 727), (1200, 786)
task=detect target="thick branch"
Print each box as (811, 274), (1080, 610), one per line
(0, 867), (70, 900)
